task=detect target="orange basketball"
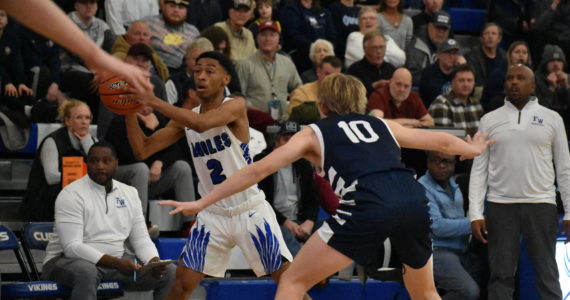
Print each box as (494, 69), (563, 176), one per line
(98, 75), (142, 115)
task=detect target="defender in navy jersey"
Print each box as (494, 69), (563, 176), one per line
(125, 52), (298, 300)
(162, 73), (494, 300)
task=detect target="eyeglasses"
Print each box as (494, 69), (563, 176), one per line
(365, 46), (386, 51)
(427, 158), (455, 165)
(71, 115), (92, 121)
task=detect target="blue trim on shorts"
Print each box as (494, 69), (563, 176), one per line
(182, 223), (211, 272)
(250, 219), (282, 274)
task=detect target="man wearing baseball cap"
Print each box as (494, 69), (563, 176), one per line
(406, 10), (452, 87)
(236, 21), (302, 120)
(419, 38), (462, 106)
(143, 0), (200, 73)
(214, 0), (257, 62)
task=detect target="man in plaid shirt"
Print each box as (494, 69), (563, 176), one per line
(429, 64), (484, 135)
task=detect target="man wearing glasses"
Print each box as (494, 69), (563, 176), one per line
(418, 151), (480, 300)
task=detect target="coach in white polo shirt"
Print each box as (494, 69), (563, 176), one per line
(469, 64), (570, 300)
(41, 141), (175, 300)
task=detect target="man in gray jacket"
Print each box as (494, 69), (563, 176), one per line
(469, 64), (570, 300)
(406, 10), (451, 87)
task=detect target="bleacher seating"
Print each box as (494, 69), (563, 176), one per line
(448, 8), (487, 34)
(201, 279), (411, 300)
(0, 223), (124, 299)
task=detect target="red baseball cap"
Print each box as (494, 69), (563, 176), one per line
(259, 21), (281, 34)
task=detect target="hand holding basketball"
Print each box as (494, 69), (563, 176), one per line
(98, 75), (142, 115)
(87, 48), (153, 94)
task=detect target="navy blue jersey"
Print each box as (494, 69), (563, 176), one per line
(310, 114), (433, 269)
(310, 114), (408, 198)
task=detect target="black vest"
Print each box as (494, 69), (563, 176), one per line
(22, 127), (93, 221)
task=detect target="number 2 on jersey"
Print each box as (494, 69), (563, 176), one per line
(338, 120), (379, 143)
(207, 159), (226, 184)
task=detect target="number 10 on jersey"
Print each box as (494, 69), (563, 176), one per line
(338, 120), (380, 143)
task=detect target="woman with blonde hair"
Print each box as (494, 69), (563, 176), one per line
(23, 99), (96, 221)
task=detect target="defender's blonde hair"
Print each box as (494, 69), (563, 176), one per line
(317, 73), (367, 116)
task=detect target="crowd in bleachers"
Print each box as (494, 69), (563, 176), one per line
(1, 0), (569, 298)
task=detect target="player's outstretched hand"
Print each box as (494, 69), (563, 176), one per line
(85, 48), (152, 94)
(460, 132), (496, 161)
(158, 200), (202, 216)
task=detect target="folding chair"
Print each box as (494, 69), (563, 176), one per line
(1, 223), (124, 299)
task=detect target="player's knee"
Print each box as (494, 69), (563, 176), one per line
(171, 267), (203, 295)
(169, 277), (197, 296)
(279, 269), (310, 291)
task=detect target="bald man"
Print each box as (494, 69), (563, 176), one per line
(469, 64), (570, 300)
(111, 21), (170, 81)
(367, 67), (434, 128)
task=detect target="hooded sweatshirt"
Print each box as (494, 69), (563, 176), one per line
(535, 44), (570, 133)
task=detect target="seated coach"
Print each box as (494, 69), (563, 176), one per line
(41, 142), (175, 300)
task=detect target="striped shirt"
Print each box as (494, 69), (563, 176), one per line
(144, 15), (200, 69)
(429, 91), (484, 135)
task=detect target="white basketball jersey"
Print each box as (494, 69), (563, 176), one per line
(185, 98), (265, 208)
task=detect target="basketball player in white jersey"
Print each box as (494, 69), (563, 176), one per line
(125, 51), (297, 300)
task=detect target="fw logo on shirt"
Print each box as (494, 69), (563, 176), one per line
(116, 197), (127, 208)
(531, 116), (544, 126)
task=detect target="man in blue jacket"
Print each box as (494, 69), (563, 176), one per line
(419, 150), (479, 300)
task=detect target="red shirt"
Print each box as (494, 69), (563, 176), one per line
(367, 85), (428, 119)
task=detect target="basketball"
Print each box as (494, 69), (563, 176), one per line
(98, 75), (142, 115)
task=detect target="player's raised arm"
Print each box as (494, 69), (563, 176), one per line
(160, 127), (320, 216)
(125, 114), (185, 160)
(135, 92), (246, 133)
(384, 118), (494, 160)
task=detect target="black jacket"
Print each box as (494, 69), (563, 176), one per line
(279, 0), (337, 72)
(19, 27), (61, 84)
(465, 46), (507, 87)
(347, 58), (395, 96)
(0, 30), (26, 87)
